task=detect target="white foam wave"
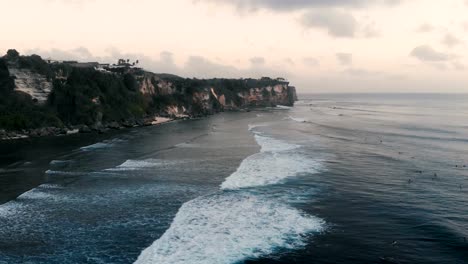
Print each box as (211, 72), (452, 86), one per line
(0, 201), (24, 218)
(254, 134), (299, 152)
(79, 138), (126, 151)
(275, 105), (292, 110)
(36, 183), (64, 189)
(80, 142), (112, 151)
(18, 188), (56, 200)
(221, 152), (320, 190)
(248, 123), (267, 131)
(221, 134), (321, 190)
(106, 159), (181, 171)
(288, 116), (308, 123)
(15, 184), (63, 201)
(50, 159), (73, 165)
(45, 170), (83, 176)
(134, 193), (324, 264)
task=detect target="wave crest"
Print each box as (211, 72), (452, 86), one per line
(106, 159), (181, 171)
(134, 193), (324, 264)
(221, 134), (322, 190)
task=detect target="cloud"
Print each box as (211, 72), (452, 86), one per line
(362, 21), (380, 37)
(441, 33), (462, 47)
(199, 0), (401, 12)
(184, 56), (240, 77)
(200, 0), (391, 39)
(249, 56), (266, 66)
(452, 61), (465, 70)
(410, 45), (450, 61)
(283, 58), (295, 65)
(461, 21), (468, 32)
(343, 68), (382, 78)
(27, 46), (99, 62)
(416, 23), (434, 33)
(41, 0), (96, 9)
(303, 57), (320, 67)
(300, 9), (357, 37)
(24, 47), (292, 80)
(336, 53), (353, 65)
(430, 63), (447, 71)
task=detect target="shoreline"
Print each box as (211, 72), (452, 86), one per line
(0, 108), (260, 141)
(0, 115), (181, 141)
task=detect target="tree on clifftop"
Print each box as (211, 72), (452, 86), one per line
(5, 49), (19, 60)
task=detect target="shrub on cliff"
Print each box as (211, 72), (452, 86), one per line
(49, 68), (147, 125)
(0, 59), (62, 130)
(0, 59), (15, 94)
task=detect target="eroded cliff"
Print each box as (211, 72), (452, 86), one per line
(135, 72), (297, 117)
(0, 50), (297, 138)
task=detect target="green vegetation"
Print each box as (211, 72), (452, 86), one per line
(0, 50), (147, 130)
(0, 58), (61, 130)
(49, 68), (146, 125)
(0, 49), (291, 132)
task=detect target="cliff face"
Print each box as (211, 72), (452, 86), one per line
(8, 67), (52, 103)
(233, 84), (295, 107)
(136, 73), (297, 117)
(0, 51), (298, 136)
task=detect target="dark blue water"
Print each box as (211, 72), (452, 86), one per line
(1, 94), (468, 263)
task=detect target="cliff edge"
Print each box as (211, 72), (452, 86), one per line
(0, 49), (297, 139)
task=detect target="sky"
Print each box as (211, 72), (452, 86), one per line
(1, 0), (468, 93)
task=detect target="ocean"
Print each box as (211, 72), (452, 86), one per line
(0, 93), (467, 263)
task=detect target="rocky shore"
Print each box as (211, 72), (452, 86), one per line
(0, 116), (179, 140)
(0, 108), (259, 140)
(1, 50), (298, 140)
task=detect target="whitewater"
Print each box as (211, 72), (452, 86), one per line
(134, 127), (325, 264)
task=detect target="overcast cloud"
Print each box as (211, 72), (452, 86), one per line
(199, 0), (401, 12)
(410, 45), (450, 62)
(1, 0), (467, 93)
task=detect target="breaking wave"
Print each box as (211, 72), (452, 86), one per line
(79, 138), (126, 151)
(0, 184), (64, 218)
(275, 105), (292, 110)
(134, 127), (324, 264)
(288, 116), (308, 123)
(221, 134), (322, 190)
(80, 142), (112, 151)
(134, 193), (324, 264)
(45, 170), (84, 176)
(105, 159), (182, 171)
(50, 159), (73, 165)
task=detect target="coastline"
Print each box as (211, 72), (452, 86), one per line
(0, 108), (259, 141)
(0, 116), (179, 141)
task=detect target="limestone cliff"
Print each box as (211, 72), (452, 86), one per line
(8, 67), (52, 103)
(0, 50), (298, 137)
(135, 72), (297, 117)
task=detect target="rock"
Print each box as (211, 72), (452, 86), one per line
(143, 118), (154, 126)
(121, 120), (135, 128)
(98, 128), (108, 134)
(79, 125), (91, 133)
(59, 128), (68, 135)
(29, 129), (40, 137)
(136, 119), (145, 127)
(107, 121), (120, 130)
(39, 128), (49, 136)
